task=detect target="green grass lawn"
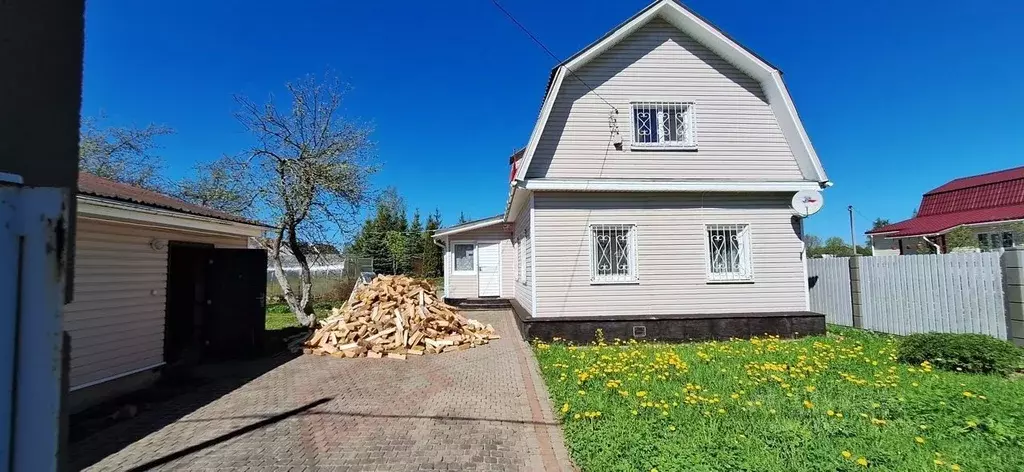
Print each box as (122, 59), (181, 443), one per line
(534, 327), (1024, 472)
(265, 303), (302, 331)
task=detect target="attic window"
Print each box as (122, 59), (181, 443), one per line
(631, 102), (696, 149)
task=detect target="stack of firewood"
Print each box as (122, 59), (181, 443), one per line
(297, 275), (499, 359)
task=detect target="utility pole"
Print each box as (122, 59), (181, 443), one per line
(848, 205), (857, 256)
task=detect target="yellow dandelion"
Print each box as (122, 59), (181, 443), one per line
(717, 408), (727, 414)
(841, 451), (853, 459)
(803, 400), (814, 409)
(561, 403), (569, 413)
(963, 391), (974, 398)
(915, 436), (925, 444)
(806, 386), (816, 392)
(951, 465), (961, 471)
(836, 413), (844, 418)
(578, 390), (587, 396)
(631, 410), (638, 415)
(668, 425), (676, 431)
(827, 410), (835, 416)
(934, 459), (945, 466)
(856, 457), (868, 467)
(636, 391), (648, 398)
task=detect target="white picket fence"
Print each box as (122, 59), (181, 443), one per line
(808, 253), (1008, 339)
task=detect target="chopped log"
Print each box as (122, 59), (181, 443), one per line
(297, 274), (499, 359)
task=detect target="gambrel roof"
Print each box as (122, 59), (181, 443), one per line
(868, 166), (1024, 238)
(512, 0), (828, 184)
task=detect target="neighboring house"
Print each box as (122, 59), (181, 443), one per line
(867, 166), (1024, 255)
(434, 0), (829, 342)
(66, 172), (269, 412)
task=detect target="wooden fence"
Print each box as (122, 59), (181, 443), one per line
(808, 252), (1008, 339)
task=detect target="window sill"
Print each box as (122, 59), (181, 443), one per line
(706, 279), (755, 285)
(590, 280), (640, 286)
(629, 144), (698, 152)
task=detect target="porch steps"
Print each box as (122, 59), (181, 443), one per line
(444, 298), (512, 310)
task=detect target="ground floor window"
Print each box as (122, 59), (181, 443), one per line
(589, 224), (637, 283)
(706, 224), (752, 282)
(453, 243), (475, 274)
(978, 231), (1019, 251)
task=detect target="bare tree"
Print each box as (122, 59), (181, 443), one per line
(176, 155), (258, 216)
(235, 73), (376, 327)
(79, 116), (174, 189)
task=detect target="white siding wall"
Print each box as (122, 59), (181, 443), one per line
(513, 199), (534, 314)
(871, 235), (901, 256)
(64, 218), (248, 389)
(444, 224), (513, 299)
(532, 192), (806, 317)
(527, 18), (803, 181)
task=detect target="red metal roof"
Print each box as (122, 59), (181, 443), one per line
(868, 166), (1024, 237)
(78, 172), (265, 226)
(925, 165), (1024, 194)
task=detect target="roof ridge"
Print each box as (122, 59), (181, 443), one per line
(925, 165), (1024, 194)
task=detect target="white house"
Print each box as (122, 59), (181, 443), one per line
(434, 0), (828, 342)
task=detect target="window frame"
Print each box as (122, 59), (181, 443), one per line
(588, 223), (639, 284)
(452, 241), (477, 275)
(629, 101), (697, 150)
(978, 231), (1020, 251)
(704, 223), (754, 283)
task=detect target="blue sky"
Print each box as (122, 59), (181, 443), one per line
(83, 0), (1024, 241)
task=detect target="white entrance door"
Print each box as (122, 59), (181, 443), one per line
(477, 241), (500, 297)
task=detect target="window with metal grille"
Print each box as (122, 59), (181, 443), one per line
(631, 101), (696, 149)
(453, 243), (475, 273)
(706, 224), (752, 282)
(589, 224), (637, 283)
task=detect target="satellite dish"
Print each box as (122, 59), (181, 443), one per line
(791, 189), (824, 217)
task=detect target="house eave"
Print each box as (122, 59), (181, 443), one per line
(77, 195), (268, 238)
(517, 179), (822, 193)
(432, 216), (506, 239)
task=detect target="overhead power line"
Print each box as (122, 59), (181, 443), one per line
(489, 0), (619, 113)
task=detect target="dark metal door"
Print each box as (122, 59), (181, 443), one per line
(205, 248), (267, 359)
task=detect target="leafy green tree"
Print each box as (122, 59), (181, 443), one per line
(349, 187), (410, 274)
(458, 212), (469, 224)
(945, 226), (979, 250)
(421, 209), (444, 277)
(802, 234), (822, 250)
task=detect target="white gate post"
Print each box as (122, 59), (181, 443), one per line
(1001, 248), (1024, 346)
(1, 183), (68, 471)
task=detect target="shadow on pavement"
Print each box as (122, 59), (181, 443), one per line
(123, 397), (332, 472)
(68, 350), (300, 471)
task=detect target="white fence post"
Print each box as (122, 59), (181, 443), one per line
(1002, 248), (1024, 347)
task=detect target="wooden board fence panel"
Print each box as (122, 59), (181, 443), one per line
(807, 257), (853, 326)
(859, 253), (1006, 339)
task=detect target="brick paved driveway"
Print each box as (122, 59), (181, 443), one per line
(71, 310), (573, 471)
